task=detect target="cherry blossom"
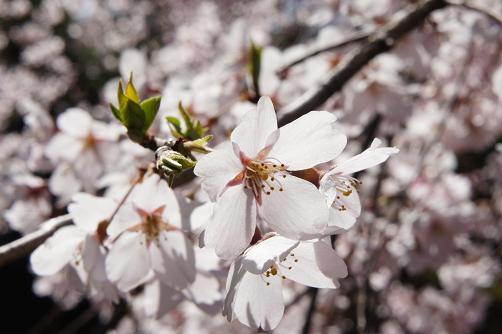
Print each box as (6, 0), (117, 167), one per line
(45, 108), (122, 194)
(195, 97), (347, 258)
(30, 192), (118, 301)
(320, 138), (399, 233)
(223, 235), (347, 330)
(105, 174), (196, 292)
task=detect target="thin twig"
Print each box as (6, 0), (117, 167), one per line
(277, 30), (372, 75)
(301, 288), (319, 334)
(0, 214), (72, 268)
(278, 0), (449, 127)
(448, 0), (502, 26)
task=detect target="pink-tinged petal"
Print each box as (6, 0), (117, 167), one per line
(106, 203), (138, 238)
(325, 208), (357, 234)
(81, 235), (107, 281)
(339, 188), (361, 217)
(68, 193), (116, 234)
(150, 230), (196, 289)
(268, 111), (347, 170)
(183, 272), (222, 314)
(283, 240), (347, 288)
(45, 134), (83, 163)
(259, 175), (329, 239)
(105, 232), (150, 291)
(129, 174), (166, 211)
(230, 96), (278, 158)
(90, 121), (122, 141)
(194, 143), (243, 201)
(242, 236), (298, 274)
(203, 185), (257, 259)
(194, 246), (221, 273)
(228, 264), (284, 330)
(331, 138), (399, 176)
(30, 226), (84, 276)
(144, 280), (183, 318)
(74, 150), (103, 190)
(190, 202), (214, 235)
(57, 108), (92, 138)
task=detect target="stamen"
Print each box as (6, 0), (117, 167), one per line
(243, 158), (288, 201)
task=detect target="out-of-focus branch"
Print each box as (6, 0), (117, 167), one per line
(278, 0), (449, 127)
(277, 30), (372, 76)
(0, 214), (72, 268)
(448, 1), (502, 26)
(301, 287), (319, 334)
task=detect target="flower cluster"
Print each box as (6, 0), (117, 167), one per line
(1, 0), (501, 333)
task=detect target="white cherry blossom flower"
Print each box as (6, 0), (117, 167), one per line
(223, 235), (348, 330)
(320, 138), (399, 233)
(194, 96), (347, 258)
(30, 193), (118, 301)
(105, 174), (196, 292)
(45, 108), (122, 193)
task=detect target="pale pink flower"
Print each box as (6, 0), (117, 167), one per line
(194, 97), (347, 259)
(105, 174), (196, 292)
(320, 138), (398, 233)
(30, 193), (118, 301)
(223, 235), (347, 330)
(45, 108), (122, 192)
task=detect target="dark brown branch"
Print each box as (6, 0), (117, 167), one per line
(301, 288), (319, 334)
(277, 30), (371, 76)
(278, 0), (448, 127)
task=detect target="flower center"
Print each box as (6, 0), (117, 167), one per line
(331, 175), (361, 211)
(128, 206), (176, 246)
(83, 132), (97, 149)
(243, 158), (287, 202)
(261, 252), (298, 286)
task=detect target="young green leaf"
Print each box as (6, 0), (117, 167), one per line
(125, 73), (140, 103)
(140, 96), (161, 132)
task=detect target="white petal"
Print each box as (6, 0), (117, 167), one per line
(332, 138), (399, 175)
(81, 235), (107, 281)
(105, 232), (150, 291)
(144, 280), (183, 318)
(106, 203), (139, 238)
(268, 111), (347, 170)
(340, 188), (361, 217)
(259, 175), (328, 239)
(242, 236), (298, 274)
(183, 272), (222, 314)
(57, 108), (92, 138)
(130, 174), (177, 217)
(325, 208), (357, 234)
(45, 134), (82, 163)
(194, 242), (221, 272)
(194, 143), (243, 201)
(68, 193), (116, 234)
(150, 230), (196, 289)
(203, 185), (257, 259)
(130, 174), (183, 228)
(230, 96), (278, 158)
(226, 262), (284, 330)
(283, 240), (347, 289)
(190, 202), (214, 235)
(30, 226), (84, 276)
